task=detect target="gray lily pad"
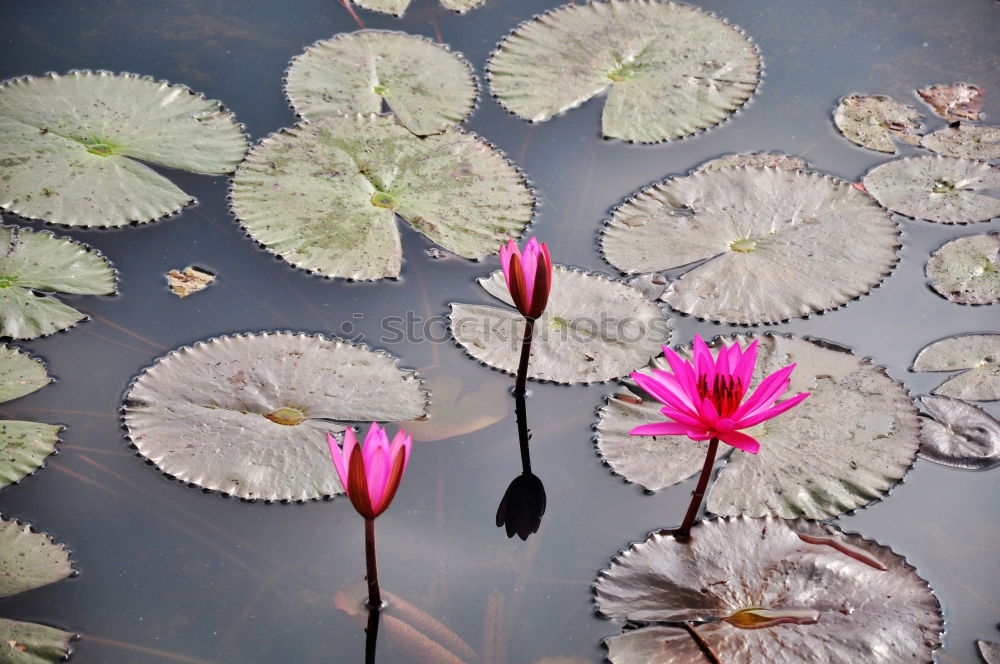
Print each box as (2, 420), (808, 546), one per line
(917, 83), (984, 122)
(449, 266), (671, 384)
(123, 332), (429, 501)
(353, 0), (485, 16)
(487, 1), (760, 143)
(918, 396), (1000, 470)
(0, 225), (117, 339)
(833, 94), (923, 153)
(596, 334), (920, 519)
(594, 517), (942, 664)
(230, 114), (534, 280)
(863, 155), (1000, 223)
(912, 333), (1000, 401)
(601, 167), (898, 324)
(0, 70), (247, 227)
(980, 641), (1000, 664)
(0, 344), (61, 488)
(285, 31), (476, 137)
(926, 233), (1000, 304)
(0, 618), (75, 664)
(694, 152), (808, 173)
(921, 124), (1000, 161)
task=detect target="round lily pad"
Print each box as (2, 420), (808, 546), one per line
(596, 334), (920, 519)
(0, 618), (75, 664)
(0, 225), (117, 339)
(0, 70), (247, 227)
(449, 266), (671, 384)
(919, 395), (1000, 470)
(921, 125), (1000, 161)
(926, 233), (1000, 305)
(230, 114), (534, 280)
(917, 83), (984, 122)
(912, 333), (1000, 401)
(863, 155), (1000, 224)
(694, 152), (807, 173)
(594, 516), (942, 664)
(832, 94), (922, 153)
(601, 167), (899, 325)
(286, 31), (477, 137)
(487, 1), (760, 143)
(353, 0), (485, 16)
(123, 332), (429, 501)
(0, 344), (61, 488)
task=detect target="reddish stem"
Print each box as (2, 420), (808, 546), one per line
(682, 622), (722, 664)
(676, 438), (719, 539)
(514, 318), (535, 397)
(365, 518), (382, 610)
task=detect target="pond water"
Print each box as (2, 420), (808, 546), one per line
(1, 0), (999, 662)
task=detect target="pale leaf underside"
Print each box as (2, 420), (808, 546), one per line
(912, 333), (1000, 401)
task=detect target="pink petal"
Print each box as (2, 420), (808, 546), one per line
(521, 239), (539, 306)
(389, 429), (412, 477)
(717, 430), (761, 453)
(327, 431), (351, 490)
(733, 339), (758, 396)
(632, 371), (698, 416)
(662, 346), (699, 396)
(734, 392), (809, 429)
(657, 406), (706, 428)
(692, 335), (716, 384)
(629, 421), (691, 436)
(686, 429), (714, 441)
(734, 364), (796, 419)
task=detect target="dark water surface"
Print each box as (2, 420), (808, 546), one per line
(1, 1), (999, 662)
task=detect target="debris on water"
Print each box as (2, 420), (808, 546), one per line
(425, 248), (448, 259)
(167, 266), (216, 298)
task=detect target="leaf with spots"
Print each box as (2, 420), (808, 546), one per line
(917, 82), (984, 122)
(352, 0), (485, 16)
(926, 233), (1000, 305)
(912, 333), (1000, 401)
(833, 94), (923, 153)
(0, 345), (62, 488)
(0, 618), (75, 664)
(918, 395), (1000, 470)
(921, 125), (1000, 161)
(694, 152), (807, 173)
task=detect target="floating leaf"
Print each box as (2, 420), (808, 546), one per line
(0, 618), (75, 664)
(440, 0), (485, 10)
(912, 333), (1000, 401)
(123, 332), (428, 501)
(285, 31), (476, 137)
(862, 155), (1000, 224)
(0, 519), (72, 598)
(0, 345), (60, 488)
(353, 0), (485, 16)
(0, 344), (48, 402)
(166, 266), (215, 298)
(0, 70), (247, 227)
(594, 517), (942, 664)
(694, 152), (807, 173)
(487, 1), (760, 143)
(833, 94), (922, 153)
(596, 334), (920, 519)
(980, 641), (1000, 664)
(601, 167), (898, 324)
(918, 396), (1000, 470)
(449, 266), (671, 384)
(921, 125), (1000, 160)
(0, 225), (117, 339)
(917, 83), (984, 122)
(926, 233), (1000, 305)
(230, 114), (533, 280)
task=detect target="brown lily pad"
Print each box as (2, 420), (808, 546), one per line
(166, 266), (215, 298)
(917, 83), (985, 122)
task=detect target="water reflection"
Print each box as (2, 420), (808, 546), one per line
(495, 392), (547, 541)
(365, 608), (380, 664)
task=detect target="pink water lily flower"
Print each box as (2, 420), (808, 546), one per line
(327, 422), (412, 520)
(499, 237), (552, 320)
(630, 336), (809, 454)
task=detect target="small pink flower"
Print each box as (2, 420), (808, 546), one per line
(327, 422), (412, 519)
(499, 237), (552, 320)
(629, 336), (809, 454)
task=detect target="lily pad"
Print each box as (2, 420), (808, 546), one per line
(123, 332), (429, 501)
(912, 333), (1000, 401)
(918, 396), (1000, 470)
(980, 641), (1000, 664)
(230, 114), (534, 280)
(0, 225), (117, 339)
(353, 0), (485, 16)
(921, 125), (1000, 161)
(596, 334), (920, 519)
(833, 94), (923, 153)
(285, 31), (477, 137)
(594, 516), (942, 664)
(0, 344), (61, 488)
(0, 70), (247, 227)
(0, 618), (75, 664)
(862, 155), (1000, 224)
(487, 1), (760, 143)
(601, 167), (899, 325)
(926, 233), (1000, 305)
(917, 83), (984, 122)
(449, 266), (671, 384)
(694, 152), (807, 173)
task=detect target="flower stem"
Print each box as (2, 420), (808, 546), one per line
(682, 622), (721, 664)
(514, 390), (531, 475)
(514, 318), (536, 397)
(364, 518), (382, 610)
(676, 438), (719, 539)
(364, 607), (381, 664)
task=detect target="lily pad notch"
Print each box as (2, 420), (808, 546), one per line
(0, 345), (62, 488)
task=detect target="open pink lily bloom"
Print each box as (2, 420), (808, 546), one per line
(327, 422), (412, 520)
(499, 237), (552, 320)
(629, 336), (809, 454)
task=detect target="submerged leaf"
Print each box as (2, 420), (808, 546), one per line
(601, 167), (898, 324)
(230, 114), (534, 280)
(0, 70), (247, 226)
(863, 155), (1000, 224)
(594, 517), (942, 664)
(404, 371), (508, 442)
(921, 125), (1000, 160)
(694, 152), (807, 173)
(596, 334), (920, 519)
(286, 31), (476, 137)
(0, 519), (73, 599)
(123, 332), (428, 501)
(353, 0), (485, 16)
(917, 83), (984, 122)
(487, 1), (759, 143)
(0, 618), (74, 664)
(918, 395), (1000, 470)
(926, 233), (1000, 305)
(912, 333), (1000, 401)
(449, 266), (671, 384)
(833, 94), (922, 153)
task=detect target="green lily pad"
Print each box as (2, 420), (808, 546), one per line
(833, 94), (922, 153)
(862, 155), (1000, 223)
(917, 83), (984, 122)
(0, 618), (75, 664)
(285, 31), (477, 137)
(123, 332), (429, 501)
(918, 396), (1000, 470)
(487, 1), (760, 143)
(230, 114), (534, 280)
(921, 125), (1000, 160)
(596, 334), (920, 519)
(926, 233), (1000, 305)
(0, 225), (117, 339)
(449, 266), (671, 384)
(594, 517), (942, 664)
(912, 333), (1000, 401)
(601, 167), (898, 324)
(694, 152), (808, 173)
(0, 344), (48, 402)
(0, 70), (247, 227)
(353, 0), (485, 16)
(0, 345), (61, 488)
